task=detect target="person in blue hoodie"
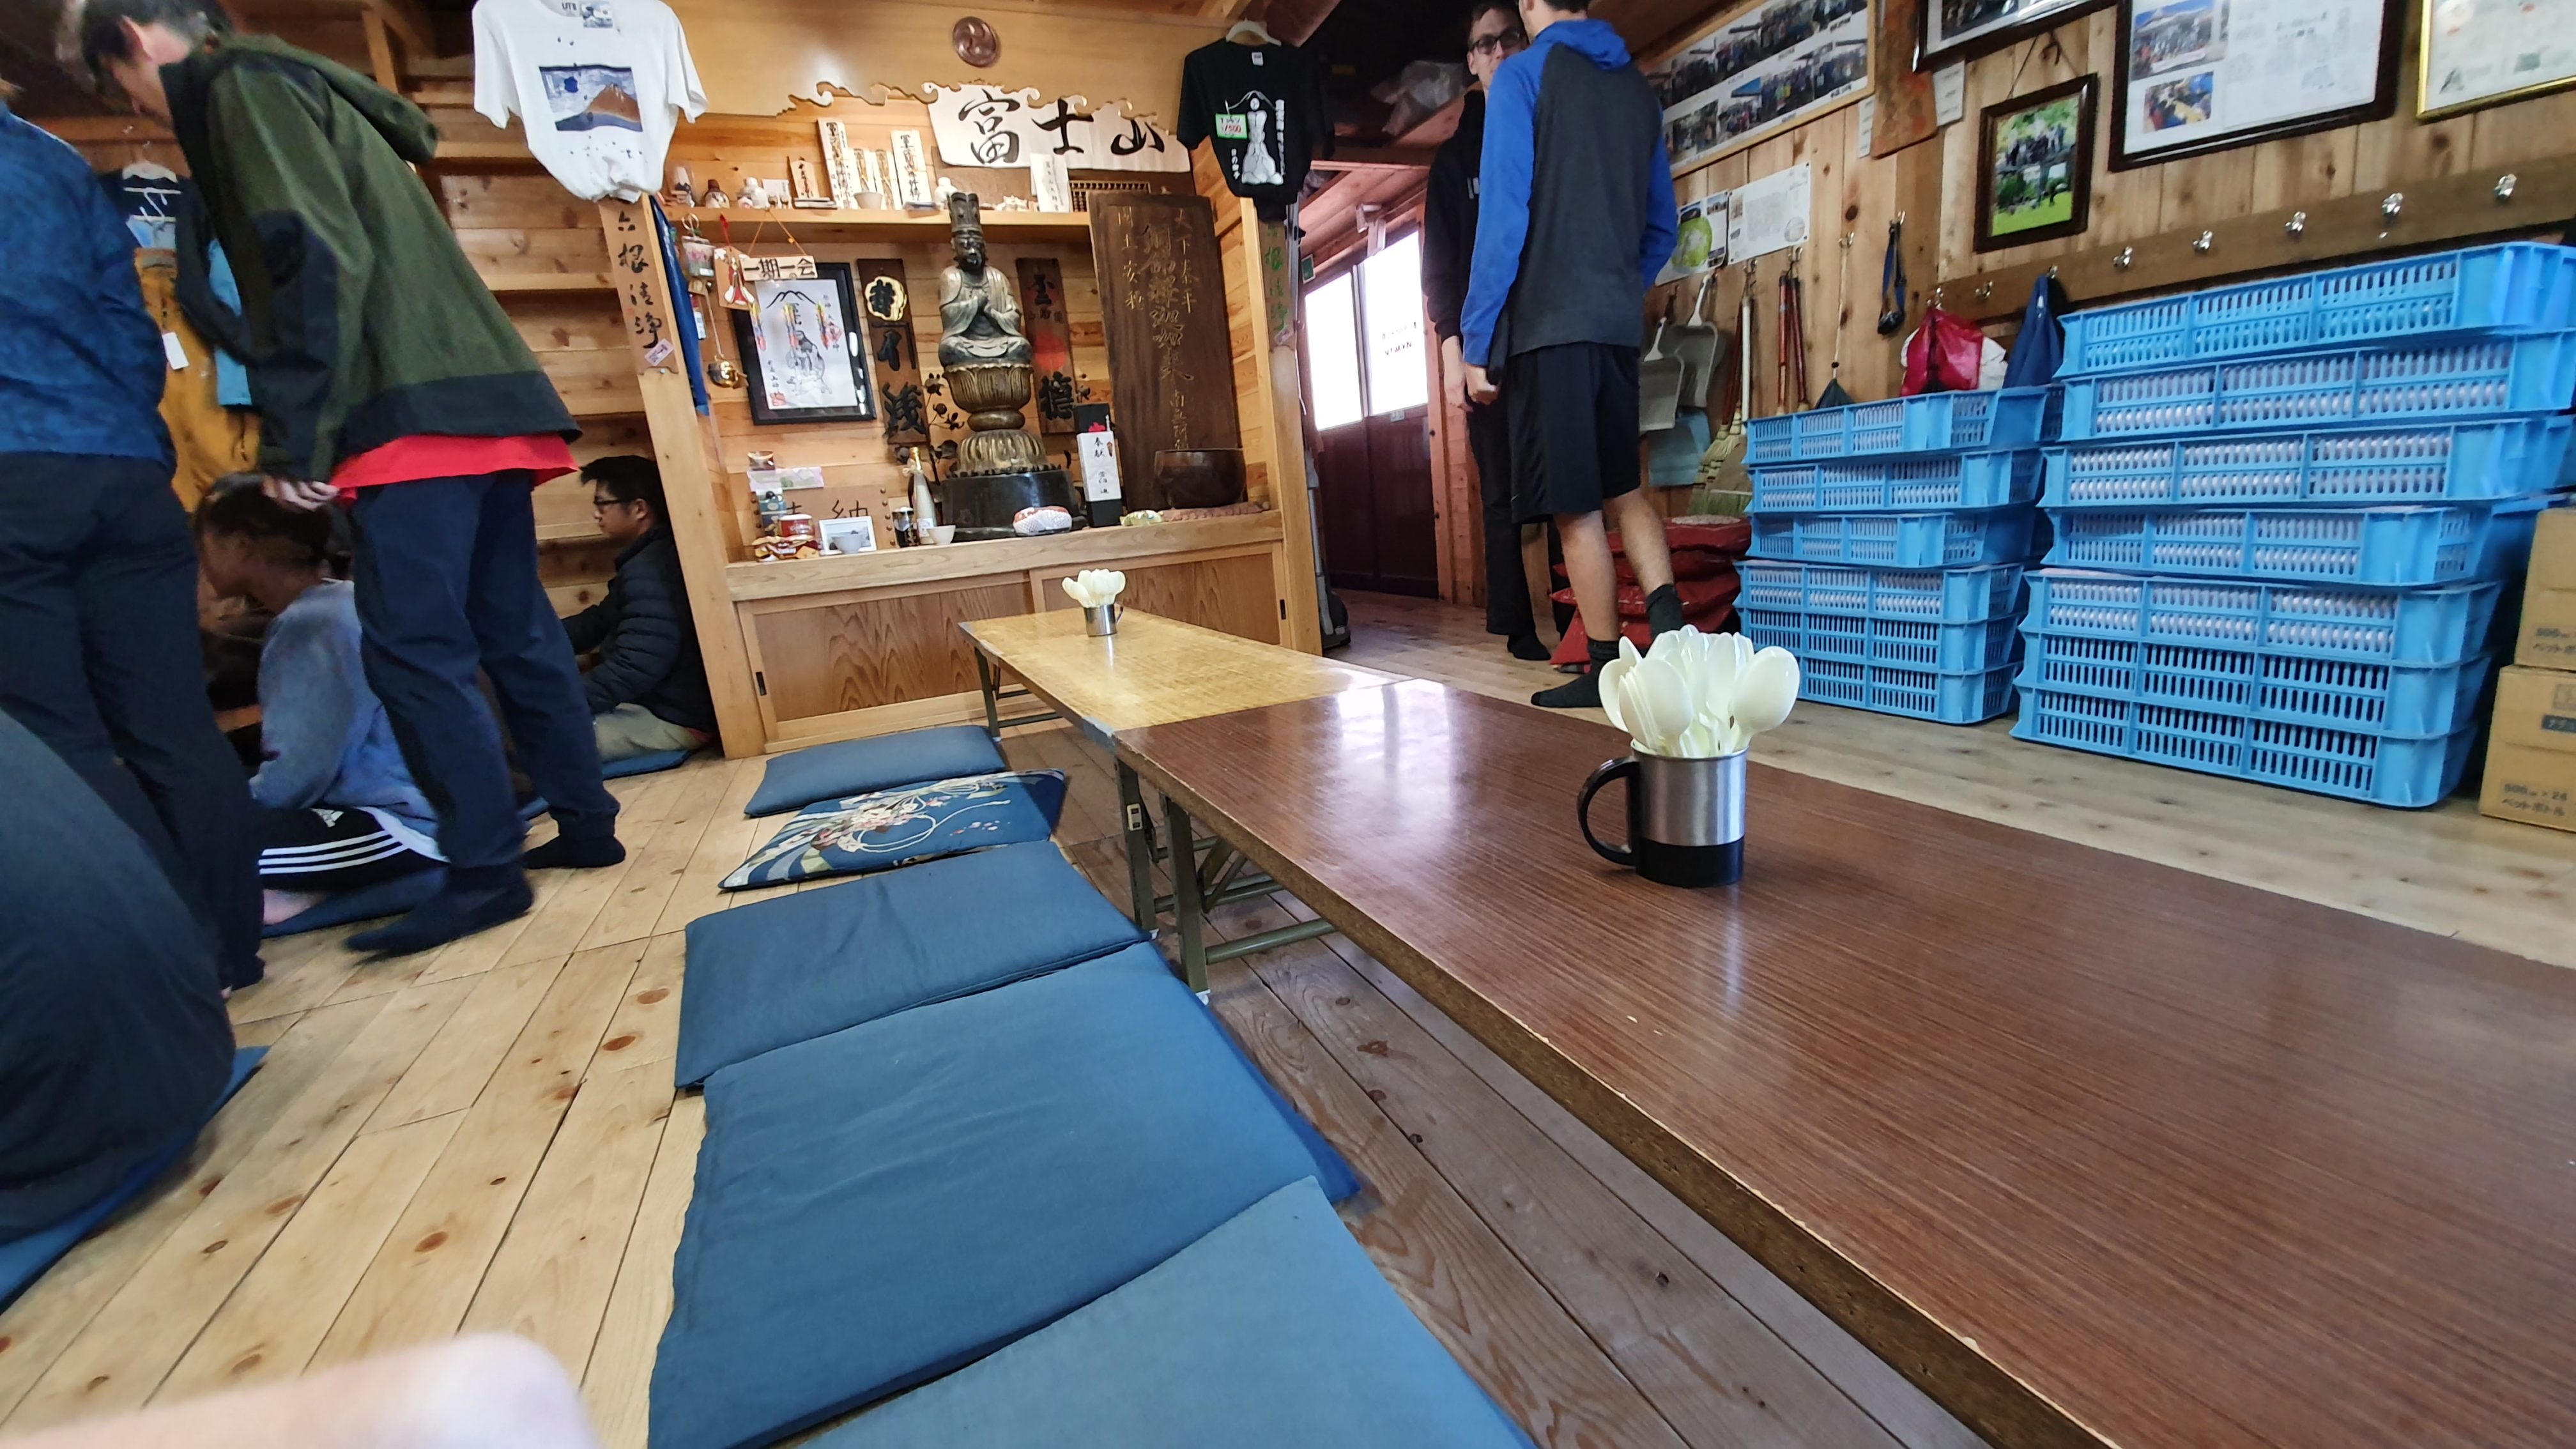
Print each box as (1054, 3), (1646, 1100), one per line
(194, 476), (442, 926)
(1459, 0), (1682, 709)
(0, 86), (261, 986)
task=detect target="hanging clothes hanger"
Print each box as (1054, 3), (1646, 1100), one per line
(1227, 19), (1278, 45)
(122, 157), (180, 181)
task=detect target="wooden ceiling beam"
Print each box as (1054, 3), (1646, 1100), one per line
(1310, 144), (1436, 173)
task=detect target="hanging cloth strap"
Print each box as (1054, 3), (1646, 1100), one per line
(1877, 218), (1908, 337)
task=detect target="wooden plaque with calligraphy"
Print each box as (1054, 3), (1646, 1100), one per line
(1087, 192), (1238, 510)
(1015, 256), (1078, 434)
(856, 259), (928, 445)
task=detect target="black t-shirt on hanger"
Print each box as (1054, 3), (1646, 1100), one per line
(1176, 38), (1333, 220)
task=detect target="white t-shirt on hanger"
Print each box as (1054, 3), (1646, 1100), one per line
(472, 0), (707, 202)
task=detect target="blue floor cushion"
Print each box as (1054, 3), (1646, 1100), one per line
(263, 868), (444, 938)
(720, 772), (1065, 891)
(0, 1047), (265, 1311)
(603, 746), (699, 779)
(677, 841), (1146, 1085)
(745, 726), (1008, 818)
(648, 951), (1355, 1449)
(814, 1178), (1534, 1448)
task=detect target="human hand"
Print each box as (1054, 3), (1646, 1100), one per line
(263, 477), (339, 512)
(1466, 362), (1499, 405)
(1440, 335), (1468, 410)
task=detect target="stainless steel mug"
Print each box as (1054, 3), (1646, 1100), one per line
(1577, 750), (1745, 887)
(1083, 603), (1121, 637)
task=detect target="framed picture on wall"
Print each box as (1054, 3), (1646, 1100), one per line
(732, 261), (877, 425)
(1646, 0), (1873, 175)
(2418, 0), (2576, 120)
(1921, 0), (2113, 67)
(1975, 75), (2098, 250)
(2110, 0), (2398, 169)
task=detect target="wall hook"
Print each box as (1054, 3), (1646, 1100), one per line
(2192, 231), (2214, 255)
(2496, 172), (2518, 202)
(2112, 247), (2135, 272)
(2381, 192), (2405, 221)
(2284, 210), (2306, 239)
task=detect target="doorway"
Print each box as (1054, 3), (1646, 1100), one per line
(1306, 233), (1438, 599)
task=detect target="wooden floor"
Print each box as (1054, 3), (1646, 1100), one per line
(6, 591), (2563, 1447)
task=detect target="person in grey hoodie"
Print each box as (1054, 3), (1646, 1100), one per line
(1459, 0), (1681, 709)
(194, 476), (441, 926)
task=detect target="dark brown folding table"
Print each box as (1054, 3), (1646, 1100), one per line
(1117, 678), (2576, 1449)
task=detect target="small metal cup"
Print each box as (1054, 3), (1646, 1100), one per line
(1577, 749), (1746, 887)
(1082, 603), (1121, 637)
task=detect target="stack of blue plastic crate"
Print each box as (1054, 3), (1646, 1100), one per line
(2011, 241), (2576, 806)
(1735, 386), (2060, 723)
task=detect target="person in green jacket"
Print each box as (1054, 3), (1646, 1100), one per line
(83, 0), (626, 958)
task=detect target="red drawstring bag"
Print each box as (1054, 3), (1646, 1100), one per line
(1901, 307), (1988, 395)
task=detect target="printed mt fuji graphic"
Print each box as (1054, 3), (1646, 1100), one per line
(542, 65), (644, 132)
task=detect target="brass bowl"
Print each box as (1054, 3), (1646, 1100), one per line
(1153, 448), (1246, 509)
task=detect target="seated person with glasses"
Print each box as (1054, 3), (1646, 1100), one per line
(563, 457), (717, 763)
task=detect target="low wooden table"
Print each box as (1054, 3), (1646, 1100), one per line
(1118, 679), (2576, 1449)
(959, 608), (1390, 986)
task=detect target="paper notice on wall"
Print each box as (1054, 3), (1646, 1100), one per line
(1031, 153), (1073, 213)
(1933, 62), (1966, 125)
(924, 85), (1192, 174)
(1854, 96), (1874, 157)
(1727, 163), (1810, 263)
(1655, 192), (1729, 284)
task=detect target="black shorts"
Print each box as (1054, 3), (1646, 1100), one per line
(256, 804), (438, 891)
(1505, 342), (1641, 523)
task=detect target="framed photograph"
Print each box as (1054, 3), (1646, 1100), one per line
(1646, 0), (1873, 175)
(1975, 75), (2098, 250)
(731, 261), (876, 425)
(2419, 0), (2576, 120)
(1921, 0), (2114, 66)
(2111, 0), (2398, 169)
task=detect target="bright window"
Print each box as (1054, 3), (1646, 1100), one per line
(1360, 233), (1429, 416)
(1305, 273), (1365, 431)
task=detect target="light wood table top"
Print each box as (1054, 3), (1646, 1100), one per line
(962, 609), (1392, 742)
(1118, 679), (2576, 1449)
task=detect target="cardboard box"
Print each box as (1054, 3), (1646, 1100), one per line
(2479, 665), (2576, 832)
(2517, 509), (2576, 670)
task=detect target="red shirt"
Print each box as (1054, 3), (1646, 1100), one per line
(331, 434), (578, 493)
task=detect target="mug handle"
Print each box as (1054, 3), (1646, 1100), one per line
(1577, 757), (1638, 866)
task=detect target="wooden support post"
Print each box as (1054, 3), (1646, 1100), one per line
(596, 199), (765, 758)
(361, 10), (401, 93)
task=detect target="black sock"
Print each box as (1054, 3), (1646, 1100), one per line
(525, 832), (627, 870)
(1531, 636), (1621, 709)
(1644, 583), (1685, 636)
(1505, 632), (1550, 661)
(347, 873), (534, 958)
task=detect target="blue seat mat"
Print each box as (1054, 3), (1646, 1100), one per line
(648, 952), (1343, 1449)
(263, 868), (443, 938)
(675, 841), (1147, 1086)
(720, 772), (1066, 891)
(815, 1178), (1534, 1449)
(0, 1047), (265, 1311)
(603, 746), (699, 779)
(746, 726), (1007, 818)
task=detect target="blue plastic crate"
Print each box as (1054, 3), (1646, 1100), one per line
(1744, 608), (2023, 672)
(2058, 334), (2576, 441)
(2039, 417), (2571, 508)
(1749, 508), (2037, 568)
(2012, 690), (2478, 807)
(2041, 503), (2536, 585)
(1749, 450), (2041, 512)
(1746, 387), (2060, 463)
(2021, 570), (2501, 665)
(2056, 243), (2576, 375)
(1732, 562), (2026, 622)
(2013, 629), (2492, 734)
(1802, 659), (2018, 723)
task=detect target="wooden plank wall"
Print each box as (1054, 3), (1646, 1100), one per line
(1634, 0), (2576, 408)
